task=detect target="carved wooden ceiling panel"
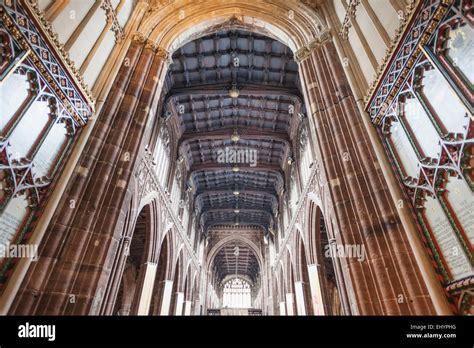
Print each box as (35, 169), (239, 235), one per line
(164, 29), (303, 231)
(212, 240), (260, 283)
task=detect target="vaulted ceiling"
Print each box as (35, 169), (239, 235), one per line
(163, 29), (304, 233)
(212, 240), (260, 284)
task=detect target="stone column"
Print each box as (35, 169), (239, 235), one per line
(294, 281), (306, 315)
(9, 37), (170, 315)
(136, 262), (157, 315)
(307, 264), (325, 315)
(174, 292), (184, 316)
(160, 280), (174, 315)
(285, 293), (295, 316)
(184, 300), (192, 315)
(297, 36), (435, 315)
(279, 301), (286, 316)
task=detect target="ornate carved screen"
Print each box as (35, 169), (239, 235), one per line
(0, 0), (93, 293)
(366, 0), (473, 313)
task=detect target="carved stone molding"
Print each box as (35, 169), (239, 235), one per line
(339, 0), (361, 40)
(135, 151), (200, 268)
(295, 28), (332, 63)
(20, 0), (96, 109)
(133, 31), (170, 60)
(100, 0), (125, 43)
(365, 0), (444, 123)
(0, 2), (93, 124)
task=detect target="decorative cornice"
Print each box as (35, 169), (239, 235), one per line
(100, 0), (125, 43)
(339, 0), (361, 40)
(22, 0), (95, 108)
(364, 0), (418, 108)
(295, 28), (332, 63)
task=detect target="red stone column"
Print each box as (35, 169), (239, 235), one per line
(299, 38), (435, 315)
(10, 38), (169, 315)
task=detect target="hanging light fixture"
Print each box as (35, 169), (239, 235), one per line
(231, 128), (240, 142)
(232, 166), (240, 172)
(287, 155), (294, 166)
(228, 83), (240, 98)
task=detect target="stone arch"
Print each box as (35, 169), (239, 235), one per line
(205, 234), (264, 273)
(150, 232), (172, 315)
(205, 235), (264, 310)
(277, 261), (286, 314)
(294, 230), (313, 315)
(111, 202), (157, 315)
(170, 248), (185, 315)
(306, 198), (345, 315)
(181, 262), (193, 315)
(139, 0), (327, 54)
(284, 248), (297, 315)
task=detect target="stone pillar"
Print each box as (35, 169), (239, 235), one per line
(184, 300), (192, 315)
(297, 36), (435, 315)
(307, 264), (325, 315)
(136, 263), (157, 315)
(279, 301), (286, 316)
(160, 280), (173, 315)
(294, 281), (306, 315)
(174, 292), (184, 316)
(285, 293), (295, 316)
(9, 36), (170, 315)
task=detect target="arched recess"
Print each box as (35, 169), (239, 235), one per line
(284, 248), (297, 315)
(150, 231), (172, 315)
(182, 262), (193, 315)
(112, 203), (157, 315)
(190, 271), (200, 315)
(307, 201), (345, 315)
(295, 229), (314, 315)
(170, 249), (185, 315)
(206, 235), (264, 310)
(206, 235), (264, 274)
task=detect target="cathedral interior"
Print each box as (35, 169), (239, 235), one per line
(0, 0), (473, 319)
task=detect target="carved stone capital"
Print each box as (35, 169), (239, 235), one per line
(132, 31), (148, 44)
(295, 28), (332, 63)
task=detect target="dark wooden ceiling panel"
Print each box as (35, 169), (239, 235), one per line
(164, 29), (302, 233)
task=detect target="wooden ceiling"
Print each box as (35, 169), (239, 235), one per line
(164, 29), (304, 232)
(212, 240), (260, 283)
